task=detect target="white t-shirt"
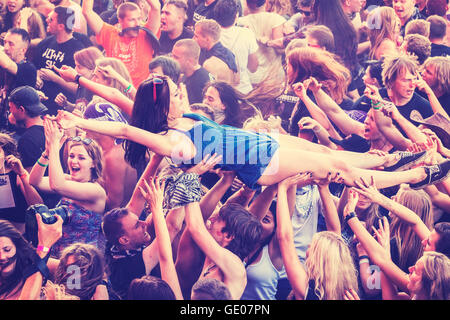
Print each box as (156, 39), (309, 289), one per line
(238, 12), (286, 85)
(220, 26), (259, 94)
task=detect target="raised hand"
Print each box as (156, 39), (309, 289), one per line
(292, 82), (308, 101)
(380, 101), (401, 121)
(55, 110), (79, 129)
(279, 172), (313, 190)
(313, 171), (344, 186)
(186, 153), (222, 175)
(43, 117), (64, 149)
(139, 177), (165, 213)
(53, 65), (77, 82)
(54, 93), (69, 108)
(353, 176), (383, 204)
(372, 216), (390, 255)
(5, 155), (27, 176)
(304, 76), (322, 94)
(298, 116), (321, 133)
(363, 83), (383, 103)
(343, 188), (359, 218)
(36, 214), (63, 250)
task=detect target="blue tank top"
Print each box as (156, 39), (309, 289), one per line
(176, 113), (279, 189)
(241, 245), (283, 300)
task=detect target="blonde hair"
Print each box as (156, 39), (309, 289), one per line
(243, 115), (287, 134)
(286, 47), (351, 104)
(305, 231), (358, 300)
(368, 6), (399, 60)
(42, 281), (80, 300)
(74, 47), (104, 72)
(390, 185), (433, 272)
(423, 56), (450, 94)
(420, 251), (450, 300)
(405, 19), (430, 38)
(382, 53), (419, 89)
(195, 19), (221, 42)
(95, 57), (132, 93)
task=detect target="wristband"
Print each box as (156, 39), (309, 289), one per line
(36, 159), (48, 168)
(359, 258), (370, 265)
(345, 211), (357, 224)
(124, 84), (132, 93)
(75, 74), (82, 84)
(37, 245), (50, 253)
(358, 255), (370, 260)
(19, 172), (28, 180)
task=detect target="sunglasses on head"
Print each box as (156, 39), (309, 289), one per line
(70, 136), (93, 145)
(149, 74), (165, 101)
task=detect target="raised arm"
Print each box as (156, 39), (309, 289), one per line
(81, 0), (104, 35)
(54, 65), (134, 116)
(0, 48), (18, 75)
(309, 78), (365, 137)
(145, 0), (161, 35)
(19, 214), (63, 300)
(185, 201), (246, 299)
(344, 187), (410, 293)
(276, 174), (310, 300)
(139, 177), (183, 300)
(314, 173), (342, 234)
(353, 176), (431, 242)
(55, 110), (176, 157)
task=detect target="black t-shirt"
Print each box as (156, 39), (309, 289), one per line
(193, 0), (242, 23)
(105, 243), (147, 299)
(159, 27), (194, 55)
(0, 60), (37, 129)
(17, 125), (46, 169)
(183, 67), (214, 104)
(431, 43), (450, 57)
(379, 88), (433, 120)
(33, 36), (87, 115)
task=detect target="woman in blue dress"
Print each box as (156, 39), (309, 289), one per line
(53, 74), (449, 191)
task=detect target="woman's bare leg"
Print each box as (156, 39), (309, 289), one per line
(276, 134), (397, 169)
(257, 148), (427, 188)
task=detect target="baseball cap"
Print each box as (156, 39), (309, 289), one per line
(329, 134), (371, 153)
(8, 86), (47, 116)
(409, 110), (450, 149)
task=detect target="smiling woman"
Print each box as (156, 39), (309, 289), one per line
(28, 118), (107, 257)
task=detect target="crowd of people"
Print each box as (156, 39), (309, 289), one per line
(0, 0), (449, 301)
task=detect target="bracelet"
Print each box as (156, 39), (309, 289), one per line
(124, 84), (132, 93)
(37, 245), (50, 253)
(345, 211), (357, 224)
(359, 258), (370, 265)
(19, 172), (29, 180)
(75, 74), (82, 84)
(36, 159), (48, 168)
(358, 255), (370, 261)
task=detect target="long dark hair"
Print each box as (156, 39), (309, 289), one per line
(124, 77), (171, 169)
(312, 0), (358, 72)
(203, 81), (261, 128)
(0, 220), (36, 299)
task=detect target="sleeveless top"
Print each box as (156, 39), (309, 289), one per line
(176, 113), (280, 189)
(51, 198), (105, 257)
(241, 245), (283, 300)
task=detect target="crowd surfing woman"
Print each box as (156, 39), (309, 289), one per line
(53, 73), (450, 192)
(29, 118), (106, 257)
